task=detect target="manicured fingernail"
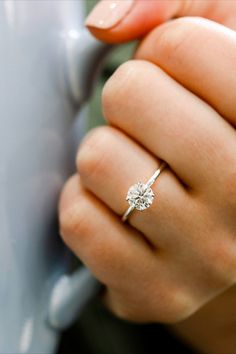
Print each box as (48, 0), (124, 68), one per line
(85, 0), (135, 29)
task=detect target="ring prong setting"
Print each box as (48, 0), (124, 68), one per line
(126, 182), (155, 211)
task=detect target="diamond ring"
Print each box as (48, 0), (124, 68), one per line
(121, 161), (167, 222)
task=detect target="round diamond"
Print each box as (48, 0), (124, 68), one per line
(126, 182), (154, 211)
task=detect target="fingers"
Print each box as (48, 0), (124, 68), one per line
(85, 0), (236, 44)
(76, 125), (190, 250)
(102, 60), (236, 191)
(135, 17), (236, 125)
(75, 125), (236, 284)
(58, 173), (236, 323)
(85, 0), (180, 43)
(58, 174), (197, 323)
(59, 174), (154, 286)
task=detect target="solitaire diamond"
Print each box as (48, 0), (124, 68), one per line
(126, 182), (154, 211)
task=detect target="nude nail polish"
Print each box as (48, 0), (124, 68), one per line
(85, 0), (135, 29)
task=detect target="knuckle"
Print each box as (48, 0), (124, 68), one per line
(59, 194), (90, 247)
(101, 60), (148, 124)
(102, 60), (135, 103)
(156, 19), (194, 61)
(111, 287), (196, 324)
(157, 287), (196, 324)
(138, 17), (201, 65)
(107, 294), (150, 323)
(112, 303), (142, 323)
(205, 239), (236, 287)
(58, 174), (77, 214)
(76, 125), (114, 180)
(108, 284), (197, 324)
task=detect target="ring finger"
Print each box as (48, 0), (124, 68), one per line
(77, 125), (192, 251)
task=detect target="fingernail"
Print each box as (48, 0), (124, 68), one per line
(85, 0), (135, 30)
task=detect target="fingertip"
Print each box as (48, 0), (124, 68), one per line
(85, 0), (181, 44)
(85, 25), (137, 44)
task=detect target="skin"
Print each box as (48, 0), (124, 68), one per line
(86, 0), (236, 42)
(59, 2), (236, 353)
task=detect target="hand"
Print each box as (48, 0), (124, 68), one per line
(85, 0), (236, 42)
(58, 17), (236, 324)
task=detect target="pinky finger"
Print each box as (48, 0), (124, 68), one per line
(58, 174), (154, 291)
(59, 175), (197, 324)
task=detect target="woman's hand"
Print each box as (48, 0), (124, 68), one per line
(58, 17), (236, 324)
(85, 0), (236, 43)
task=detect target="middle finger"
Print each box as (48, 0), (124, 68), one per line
(102, 60), (236, 191)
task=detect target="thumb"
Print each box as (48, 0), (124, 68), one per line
(85, 0), (236, 43)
